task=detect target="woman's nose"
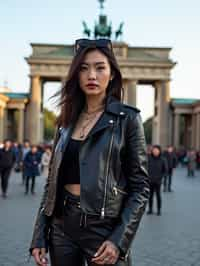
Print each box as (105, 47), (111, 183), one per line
(88, 69), (96, 80)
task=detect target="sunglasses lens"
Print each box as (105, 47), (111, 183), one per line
(74, 39), (112, 53)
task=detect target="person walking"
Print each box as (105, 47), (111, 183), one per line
(0, 139), (15, 198)
(187, 149), (196, 177)
(20, 140), (31, 185)
(29, 38), (149, 266)
(147, 145), (167, 216)
(41, 146), (52, 179)
(24, 145), (41, 195)
(163, 145), (177, 192)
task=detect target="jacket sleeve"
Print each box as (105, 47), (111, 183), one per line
(108, 113), (150, 259)
(29, 127), (60, 254)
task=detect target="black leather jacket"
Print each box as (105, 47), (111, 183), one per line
(30, 96), (149, 260)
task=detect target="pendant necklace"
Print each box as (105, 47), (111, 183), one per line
(79, 105), (105, 139)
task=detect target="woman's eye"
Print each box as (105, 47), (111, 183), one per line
(97, 66), (105, 71)
(80, 66), (88, 71)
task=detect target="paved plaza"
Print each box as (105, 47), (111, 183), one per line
(0, 167), (200, 266)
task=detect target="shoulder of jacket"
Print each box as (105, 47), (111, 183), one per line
(119, 104), (141, 122)
(121, 103), (141, 114)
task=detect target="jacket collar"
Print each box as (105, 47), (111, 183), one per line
(86, 96), (124, 138)
(105, 95), (124, 116)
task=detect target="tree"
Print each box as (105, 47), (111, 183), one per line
(44, 108), (56, 141)
(143, 117), (153, 144)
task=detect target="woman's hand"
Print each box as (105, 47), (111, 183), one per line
(91, 240), (120, 265)
(32, 248), (48, 266)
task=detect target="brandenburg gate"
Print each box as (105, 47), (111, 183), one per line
(25, 42), (175, 145)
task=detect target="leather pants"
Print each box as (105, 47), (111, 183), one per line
(49, 190), (132, 266)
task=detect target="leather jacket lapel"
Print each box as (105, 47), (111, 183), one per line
(86, 111), (116, 138)
(86, 96), (123, 138)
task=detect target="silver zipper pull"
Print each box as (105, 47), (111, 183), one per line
(113, 186), (118, 196)
(101, 208), (105, 219)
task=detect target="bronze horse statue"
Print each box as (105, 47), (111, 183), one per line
(115, 22), (124, 40)
(82, 21), (91, 37)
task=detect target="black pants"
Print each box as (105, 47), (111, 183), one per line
(25, 176), (36, 193)
(163, 169), (173, 191)
(49, 190), (131, 266)
(0, 167), (12, 195)
(149, 182), (161, 212)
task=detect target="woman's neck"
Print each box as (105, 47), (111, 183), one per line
(85, 94), (106, 113)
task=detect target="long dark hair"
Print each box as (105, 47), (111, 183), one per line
(55, 46), (124, 128)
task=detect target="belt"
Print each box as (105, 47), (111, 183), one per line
(63, 189), (81, 208)
(63, 193), (88, 227)
(63, 197), (81, 208)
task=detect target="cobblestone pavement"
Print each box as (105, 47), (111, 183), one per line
(0, 167), (200, 266)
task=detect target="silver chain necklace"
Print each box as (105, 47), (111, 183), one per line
(79, 105), (105, 139)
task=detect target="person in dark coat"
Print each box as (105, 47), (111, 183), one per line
(20, 140), (31, 185)
(147, 145), (167, 215)
(0, 139), (15, 198)
(24, 145), (41, 195)
(163, 145), (177, 192)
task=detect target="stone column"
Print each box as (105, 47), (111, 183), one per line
(61, 77), (66, 87)
(152, 86), (158, 144)
(174, 113), (180, 149)
(127, 80), (137, 107)
(27, 75), (41, 144)
(191, 114), (196, 148)
(168, 109), (173, 146)
(152, 116), (158, 144)
(196, 113), (200, 149)
(122, 80), (128, 104)
(0, 107), (4, 142)
(154, 80), (170, 147)
(17, 108), (24, 143)
(3, 109), (7, 139)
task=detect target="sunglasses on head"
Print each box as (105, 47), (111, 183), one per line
(74, 38), (113, 54)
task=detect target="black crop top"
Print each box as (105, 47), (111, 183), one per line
(59, 137), (83, 185)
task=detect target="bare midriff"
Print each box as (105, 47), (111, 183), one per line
(64, 184), (81, 196)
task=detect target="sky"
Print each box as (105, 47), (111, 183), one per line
(0, 0), (200, 121)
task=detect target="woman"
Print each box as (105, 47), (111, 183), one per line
(147, 145), (167, 216)
(24, 145), (41, 195)
(30, 38), (149, 266)
(41, 146), (52, 179)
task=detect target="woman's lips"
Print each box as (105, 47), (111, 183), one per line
(86, 83), (98, 88)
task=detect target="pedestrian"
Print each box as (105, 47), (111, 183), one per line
(147, 145), (167, 216)
(12, 142), (22, 173)
(186, 149), (196, 177)
(30, 38), (150, 266)
(20, 140), (31, 185)
(0, 139), (15, 198)
(41, 146), (52, 179)
(24, 145), (41, 195)
(163, 145), (177, 192)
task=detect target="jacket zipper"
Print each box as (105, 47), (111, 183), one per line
(101, 122), (115, 219)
